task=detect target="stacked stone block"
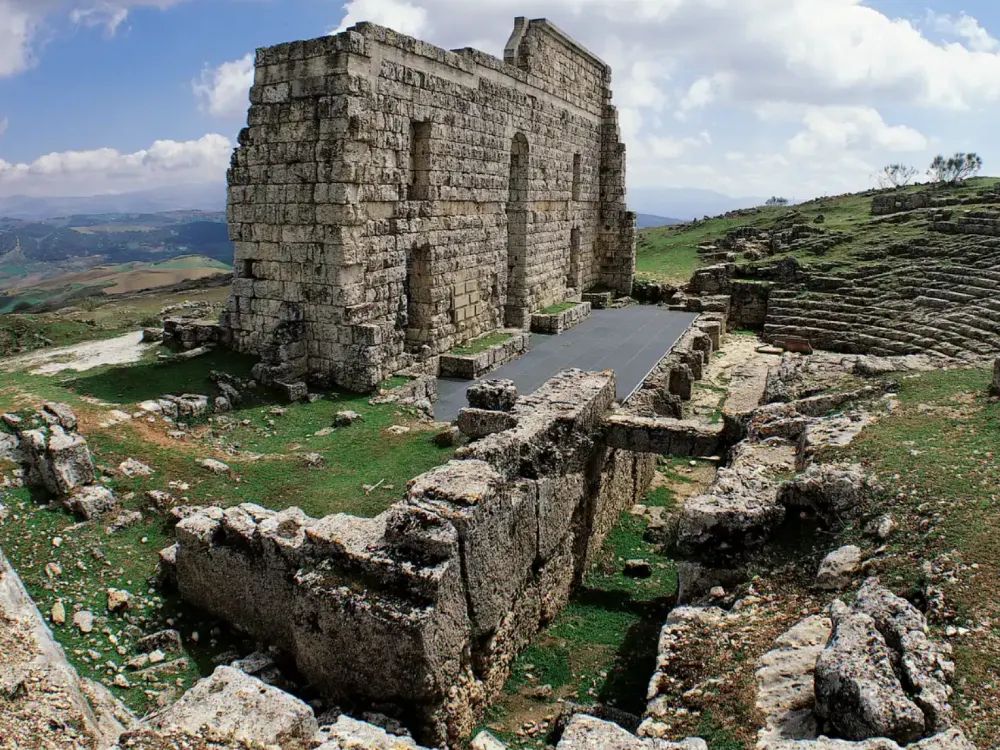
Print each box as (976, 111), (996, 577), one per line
(170, 369), (655, 745)
(224, 18), (636, 391)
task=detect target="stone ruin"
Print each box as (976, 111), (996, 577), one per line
(222, 17), (637, 392)
(168, 369), (657, 746)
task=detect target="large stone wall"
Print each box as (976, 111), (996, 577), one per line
(223, 18), (636, 391)
(170, 369), (655, 746)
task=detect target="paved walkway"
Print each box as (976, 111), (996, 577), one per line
(435, 306), (699, 422)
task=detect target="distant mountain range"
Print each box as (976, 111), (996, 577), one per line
(1, 183), (772, 225)
(0, 184), (226, 220)
(635, 213), (683, 229)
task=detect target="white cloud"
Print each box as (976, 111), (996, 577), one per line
(193, 53), (254, 119)
(331, 0), (429, 37)
(927, 11), (999, 53)
(0, 134), (233, 197)
(788, 106), (928, 156)
(647, 131), (711, 159)
(0, 0), (186, 76)
(678, 74), (728, 117)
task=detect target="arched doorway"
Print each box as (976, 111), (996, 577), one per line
(505, 132), (529, 327)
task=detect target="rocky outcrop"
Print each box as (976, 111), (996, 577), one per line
(779, 464), (871, 525)
(815, 579), (955, 745)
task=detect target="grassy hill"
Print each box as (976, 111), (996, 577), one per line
(635, 177), (1000, 285)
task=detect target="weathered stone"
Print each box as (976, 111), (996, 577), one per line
(456, 408), (519, 440)
(816, 545), (864, 591)
(65, 485), (117, 520)
(196, 458), (230, 474)
(143, 666), (318, 745)
(779, 463), (870, 524)
(118, 458), (154, 477)
(558, 714), (707, 750)
(467, 379), (519, 412)
(22, 426), (96, 497)
(42, 402), (77, 431)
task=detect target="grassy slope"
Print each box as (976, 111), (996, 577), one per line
(635, 177), (1000, 284)
(830, 366), (1000, 747)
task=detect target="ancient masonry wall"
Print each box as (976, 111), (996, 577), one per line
(223, 18), (636, 391)
(169, 369), (655, 746)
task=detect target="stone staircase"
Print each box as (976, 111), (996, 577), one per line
(761, 235), (1000, 358)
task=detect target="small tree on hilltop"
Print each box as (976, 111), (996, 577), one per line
(876, 163), (918, 189)
(765, 196), (789, 206)
(928, 152), (983, 183)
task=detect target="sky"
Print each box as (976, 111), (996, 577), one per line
(1, 0), (999, 202)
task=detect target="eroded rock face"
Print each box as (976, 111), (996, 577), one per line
(143, 666), (318, 746)
(815, 579), (955, 744)
(779, 464), (871, 525)
(816, 546), (864, 591)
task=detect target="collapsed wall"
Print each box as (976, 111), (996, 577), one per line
(169, 369), (655, 746)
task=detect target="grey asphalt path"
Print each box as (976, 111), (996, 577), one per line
(435, 306), (699, 422)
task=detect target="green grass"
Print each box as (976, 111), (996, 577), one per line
(828, 365), (1000, 748)
(449, 332), (513, 356)
(538, 301), (578, 315)
(0, 486), (224, 715)
(633, 176), (1000, 285)
(0, 315), (125, 356)
(483, 484), (680, 747)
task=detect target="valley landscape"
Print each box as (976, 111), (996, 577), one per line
(1, 6), (998, 750)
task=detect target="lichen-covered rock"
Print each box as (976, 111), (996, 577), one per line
(65, 485), (117, 520)
(22, 425), (96, 496)
(814, 606), (926, 745)
(41, 402), (78, 431)
(852, 578), (955, 733)
(143, 665), (318, 746)
(557, 714), (707, 749)
(467, 379), (518, 412)
(779, 464), (870, 524)
(816, 545), (864, 591)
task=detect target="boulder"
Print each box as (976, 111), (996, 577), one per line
(41, 402), (77, 431)
(196, 458), (230, 475)
(22, 426), (96, 497)
(779, 463), (870, 524)
(853, 578), (955, 733)
(143, 665), (318, 746)
(814, 606), (925, 745)
(118, 458), (154, 478)
(65, 485), (117, 520)
(318, 715), (429, 749)
(816, 545), (864, 591)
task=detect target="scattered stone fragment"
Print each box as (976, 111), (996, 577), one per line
(197, 458), (230, 474)
(66, 484), (117, 519)
(302, 452), (326, 468)
(143, 666), (318, 746)
(816, 545), (864, 591)
(106, 510), (142, 534)
(386, 425), (410, 435)
(106, 588), (131, 612)
(865, 514), (897, 540)
(51, 600), (66, 625)
(144, 490), (174, 509)
(472, 729), (508, 750)
(623, 559), (652, 578)
(118, 458), (154, 477)
(334, 410), (362, 427)
(73, 610), (95, 634)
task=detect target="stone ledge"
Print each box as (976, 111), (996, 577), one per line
(531, 301), (592, 334)
(581, 291), (613, 309)
(438, 332), (529, 380)
(602, 414), (723, 456)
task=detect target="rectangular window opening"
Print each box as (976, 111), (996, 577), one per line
(572, 153), (582, 201)
(409, 120), (432, 200)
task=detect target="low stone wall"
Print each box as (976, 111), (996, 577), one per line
(530, 301), (592, 334)
(728, 280), (770, 331)
(581, 291), (613, 309)
(437, 332), (529, 379)
(603, 415), (723, 457)
(162, 318), (230, 351)
(170, 369), (655, 747)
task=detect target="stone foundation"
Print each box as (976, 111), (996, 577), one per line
(438, 332), (529, 379)
(170, 369), (655, 746)
(530, 301), (592, 334)
(162, 318), (229, 351)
